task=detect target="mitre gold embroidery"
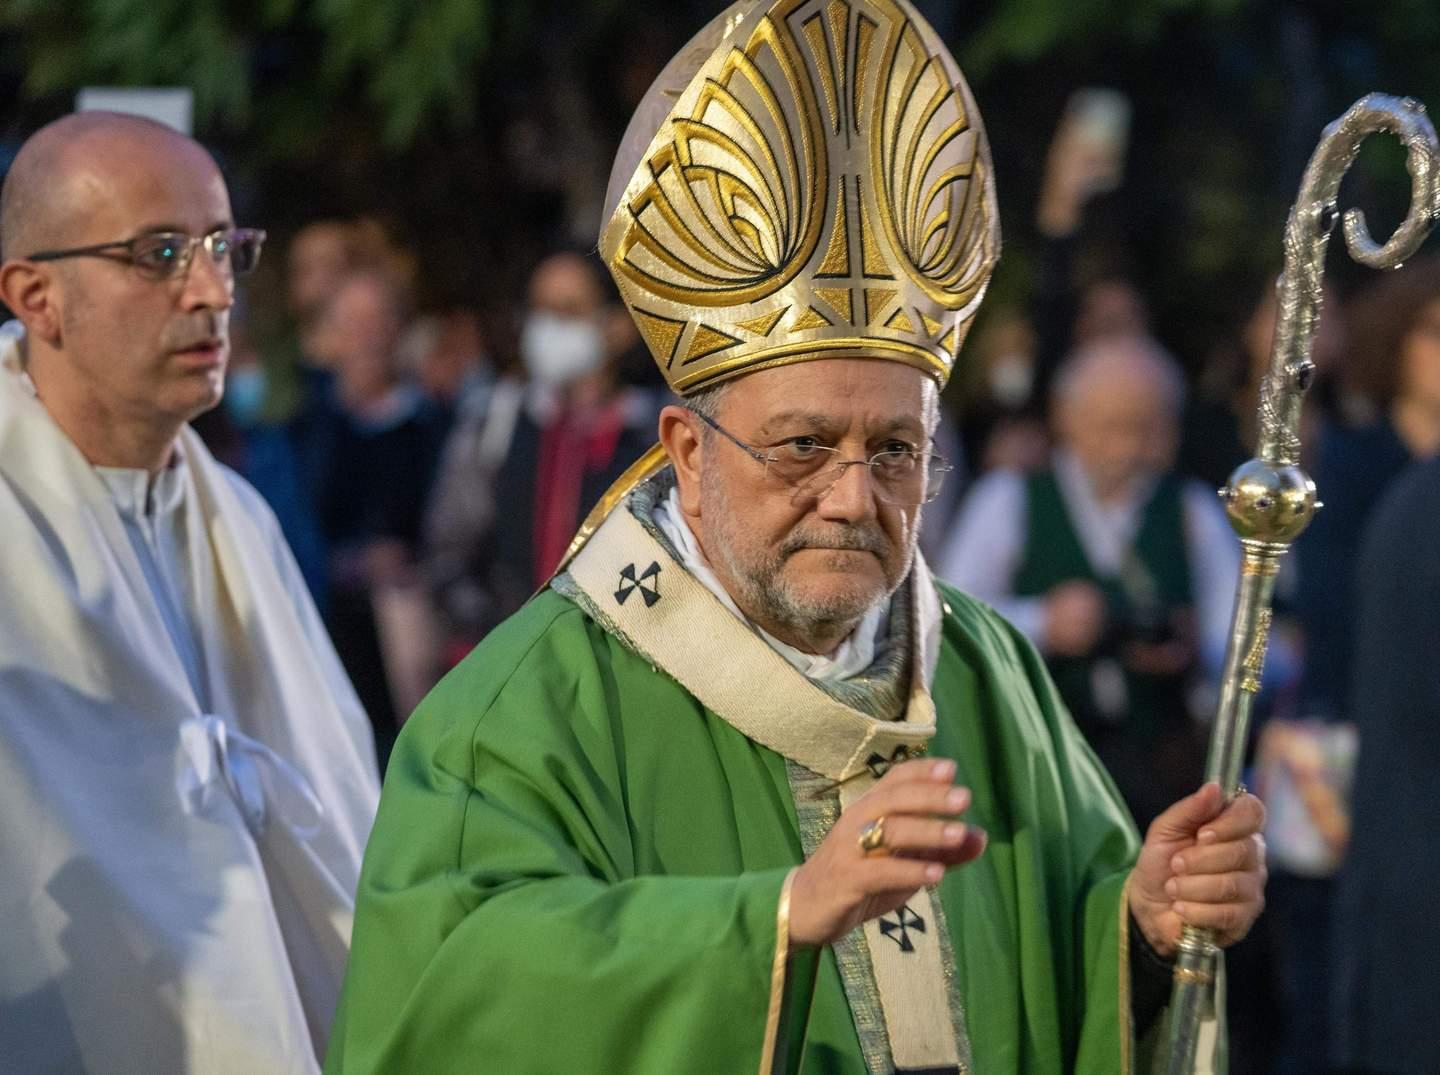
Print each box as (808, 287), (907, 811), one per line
(600, 0), (1000, 394)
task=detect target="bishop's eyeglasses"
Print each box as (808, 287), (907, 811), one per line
(23, 227), (267, 282)
(690, 408), (953, 507)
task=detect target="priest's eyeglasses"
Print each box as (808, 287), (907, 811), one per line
(24, 227), (267, 282)
(690, 409), (953, 506)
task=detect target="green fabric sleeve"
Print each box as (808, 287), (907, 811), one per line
(326, 596), (817, 1073)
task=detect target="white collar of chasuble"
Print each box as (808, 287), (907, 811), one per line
(564, 482), (945, 783)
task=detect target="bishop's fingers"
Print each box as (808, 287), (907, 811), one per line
(1195, 792), (1267, 845)
(858, 781), (970, 824)
(1171, 833), (1264, 878)
(875, 758), (957, 786)
(1165, 869), (1266, 906)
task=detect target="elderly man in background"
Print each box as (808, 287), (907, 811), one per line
(330, 3), (1266, 1072)
(942, 335), (1239, 827)
(0, 112), (378, 1073)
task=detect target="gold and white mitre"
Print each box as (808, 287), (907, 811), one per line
(599, 0), (1001, 395)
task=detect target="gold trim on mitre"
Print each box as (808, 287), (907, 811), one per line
(599, 0), (1000, 395)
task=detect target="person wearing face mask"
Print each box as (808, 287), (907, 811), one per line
(231, 381), (329, 606)
(520, 299), (607, 387)
(421, 250), (653, 662)
(951, 309), (1050, 476)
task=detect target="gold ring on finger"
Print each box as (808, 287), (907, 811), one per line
(858, 817), (888, 855)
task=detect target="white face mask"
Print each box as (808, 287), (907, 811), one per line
(520, 312), (606, 387)
(988, 353), (1034, 407)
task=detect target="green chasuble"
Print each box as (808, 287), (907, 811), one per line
(328, 485), (1170, 1074)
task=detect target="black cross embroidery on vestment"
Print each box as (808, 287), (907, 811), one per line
(879, 904), (927, 953)
(615, 561), (662, 607)
(865, 744), (922, 780)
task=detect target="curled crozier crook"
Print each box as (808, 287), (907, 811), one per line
(1338, 96), (1440, 268)
(1159, 95), (1440, 1075)
(1262, 94), (1440, 466)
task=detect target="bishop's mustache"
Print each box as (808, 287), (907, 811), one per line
(780, 526), (891, 558)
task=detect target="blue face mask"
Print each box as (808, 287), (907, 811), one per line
(224, 366), (267, 427)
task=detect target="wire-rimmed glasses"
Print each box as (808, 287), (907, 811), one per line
(691, 408), (952, 506)
(24, 227), (267, 281)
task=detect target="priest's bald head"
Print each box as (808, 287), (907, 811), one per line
(0, 112), (263, 473)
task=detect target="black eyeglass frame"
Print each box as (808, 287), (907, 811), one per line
(23, 226), (268, 280)
(688, 406), (954, 506)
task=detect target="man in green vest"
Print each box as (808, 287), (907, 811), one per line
(327, 2), (1265, 1072)
(942, 335), (1240, 826)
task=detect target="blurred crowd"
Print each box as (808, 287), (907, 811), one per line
(194, 224), (662, 767)
(194, 105), (1440, 1075)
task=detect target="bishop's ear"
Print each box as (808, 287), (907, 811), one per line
(0, 261), (62, 345)
(658, 404), (706, 515)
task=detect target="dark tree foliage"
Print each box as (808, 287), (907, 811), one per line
(2, 0), (1439, 365)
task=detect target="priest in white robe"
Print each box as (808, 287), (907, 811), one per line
(0, 112), (379, 1073)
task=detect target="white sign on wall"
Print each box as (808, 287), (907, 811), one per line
(76, 88), (193, 135)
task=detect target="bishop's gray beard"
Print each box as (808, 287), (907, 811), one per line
(700, 475), (916, 649)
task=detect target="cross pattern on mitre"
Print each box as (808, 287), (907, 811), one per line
(615, 561), (663, 608)
(879, 903), (927, 953)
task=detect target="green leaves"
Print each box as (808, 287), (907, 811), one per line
(315, 0), (495, 144)
(961, 0), (1245, 78)
(1, 0), (494, 145)
(1, 0), (279, 125)
(0, 0), (1260, 148)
